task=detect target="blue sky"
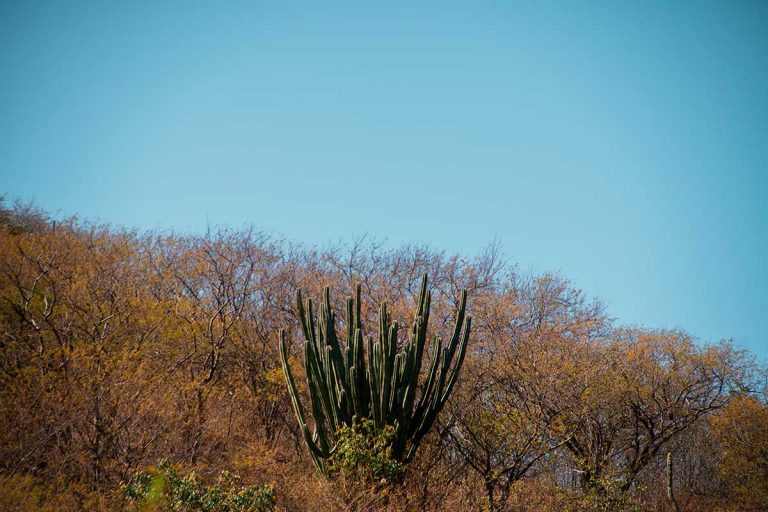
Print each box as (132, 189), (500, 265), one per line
(1, 1), (767, 361)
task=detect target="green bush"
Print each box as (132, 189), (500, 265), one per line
(123, 460), (275, 512)
(327, 418), (406, 484)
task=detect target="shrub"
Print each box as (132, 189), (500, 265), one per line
(123, 460), (275, 512)
(327, 418), (405, 484)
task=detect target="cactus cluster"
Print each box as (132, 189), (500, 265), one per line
(278, 274), (471, 471)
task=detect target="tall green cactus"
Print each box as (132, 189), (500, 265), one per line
(278, 274), (471, 472)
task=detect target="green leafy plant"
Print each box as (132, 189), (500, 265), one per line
(279, 274), (471, 472)
(327, 418), (405, 483)
(123, 460), (275, 512)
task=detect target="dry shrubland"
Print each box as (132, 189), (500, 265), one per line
(0, 201), (765, 511)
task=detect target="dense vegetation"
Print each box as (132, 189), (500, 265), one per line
(0, 201), (765, 511)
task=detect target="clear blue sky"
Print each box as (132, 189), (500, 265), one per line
(1, 1), (766, 361)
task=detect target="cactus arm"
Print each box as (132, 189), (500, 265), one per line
(278, 330), (326, 468)
(296, 290), (311, 344)
(345, 297), (354, 346)
(441, 316), (471, 405)
(321, 288), (347, 389)
(381, 323), (395, 425)
(666, 452), (680, 512)
(352, 328), (368, 417)
(279, 330), (307, 428)
(306, 341), (337, 436)
(409, 337), (443, 435)
(444, 290), (468, 364)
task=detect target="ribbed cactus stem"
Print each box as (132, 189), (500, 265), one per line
(278, 274), (471, 471)
(666, 451), (680, 512)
